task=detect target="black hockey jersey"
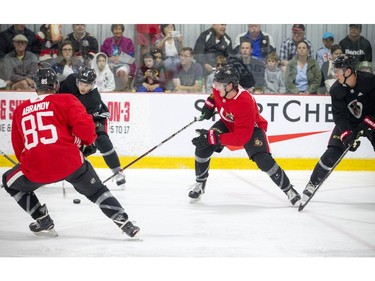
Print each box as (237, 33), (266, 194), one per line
(330, 71), (375, 132)
(59, 73), (110, 121)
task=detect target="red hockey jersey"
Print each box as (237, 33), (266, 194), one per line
(11, 93), (97, 183)
(212, 86), (268, 146)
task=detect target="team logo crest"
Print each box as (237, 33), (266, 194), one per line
(254, 138), (263, 147)
(348, 99), (363, 119)
(225, 113), (234, 121)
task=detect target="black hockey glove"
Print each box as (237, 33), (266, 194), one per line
(192, 129), (221, 150)
(201, 94), (216, 120)
(340, 130), (360, 152)
(80, 143), (97, 157)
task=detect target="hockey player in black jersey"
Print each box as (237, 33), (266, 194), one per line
(302, 54), (375, 204)
(59, 67), (126, 188)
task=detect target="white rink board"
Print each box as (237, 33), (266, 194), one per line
(0, 91), (373, 158)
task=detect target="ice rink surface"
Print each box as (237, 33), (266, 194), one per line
(1, 168), (374, 280)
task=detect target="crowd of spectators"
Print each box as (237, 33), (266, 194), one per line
(0, 23), (373, 94)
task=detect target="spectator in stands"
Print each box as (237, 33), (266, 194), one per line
(238, 40), (265, 93)
(319, 44), (343, 94)
(358, 60), (373, 73)
(206, 55), (227, 93)
(66, 24), (98, 66)
(51, 40), (82, 82)
(136, 24), (163, 57)
(91, 52), (116, 92)
(279, 24), (314, 70)
(37, 24), (64, 64)
(150, 48), (168, 90)
(134, 53), (164, 93)
(285, 40), (321, 94)
(100, 24), (136, 91)
(264, 52), (286, 94)
(3, 34), (38, 90)
(173, 47), (203, 93)
(155, 24), (184, 91)
(150, 48), (164, 71)
(0, 24), (41, 59)
(339, 24), (372, 63)
(316, 32), (334, 69)
(233, 24), (276, 63)
(193, 24), (233, 77)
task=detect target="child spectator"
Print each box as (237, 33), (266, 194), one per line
(91, 52), (116, 92)
(150, 48), (167, 90)
(316, 32), (334, 69)
(134, 53), (164, 92)
(319, 44), (343, 94)
(264, 52), (286, 94)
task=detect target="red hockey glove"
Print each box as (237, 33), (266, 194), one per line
(201, 94), (216, 120)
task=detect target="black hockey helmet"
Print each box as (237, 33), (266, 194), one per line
(333, 54), (358, 72)
(77, 66), (97, 84)
(33, 68), (59, 92)
(214, 65), (240, 87)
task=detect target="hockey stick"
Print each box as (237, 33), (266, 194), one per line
(298, 130), (363, 211)
(0, 149), (17, 165)
(103, 116), (203, 184)
(0, 149), (17, 189)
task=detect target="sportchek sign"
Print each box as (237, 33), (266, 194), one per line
(0, 92), (373, 159)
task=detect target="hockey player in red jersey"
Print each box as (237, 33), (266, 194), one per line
(59, 67), (126, 188)
(1, 68), (139, 237)
(190, 65), (301, 205)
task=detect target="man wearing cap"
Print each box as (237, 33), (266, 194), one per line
(232, 24), (276, 63)
(2, 34), (38, 90)
(0, 24), (41, 59)
(339, 24), (372, 63)
(316, 32), (335, 69)
(279, 24), (314, 69)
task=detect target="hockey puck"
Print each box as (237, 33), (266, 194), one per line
(73, 199), (81, 204)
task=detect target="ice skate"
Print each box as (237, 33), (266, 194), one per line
(29, 204), (58, 237)
(285, 186), (301, 206)
(115, 171), (126, 189)
(113, 213), (140, 238)
(188, 181), (206, 203)
(302, 181), (317, 202)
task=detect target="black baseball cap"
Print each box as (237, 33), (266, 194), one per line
(349, 24), (362, 31)
(292, 24), (305, 31)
